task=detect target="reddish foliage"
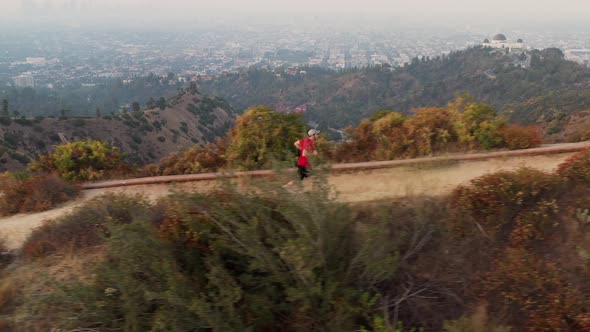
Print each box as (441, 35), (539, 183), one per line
(0, 174), (80, 215)
(557, 148), (590, 184)
(500, 124), (542, 150)
(333, 120), (378, 162)
(140, 139), (227, 176)
(483, 247), (587, 331)
(450, 168), (558, 239)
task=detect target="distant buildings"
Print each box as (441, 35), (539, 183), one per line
(25, 57), (47, 66)
(13, 75), (35, 88)
(565, 49), (590, 67)
(482, 34), (528, 53)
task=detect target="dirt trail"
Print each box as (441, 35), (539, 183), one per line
(0, 148), (583, 250)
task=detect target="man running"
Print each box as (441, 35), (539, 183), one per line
(284, 129), (319, 187)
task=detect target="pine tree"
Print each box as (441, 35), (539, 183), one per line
(1, 99), (8, 117)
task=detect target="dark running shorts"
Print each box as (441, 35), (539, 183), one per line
(298, 165), (309, 180)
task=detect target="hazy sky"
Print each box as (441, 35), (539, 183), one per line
(1, 0), (590, 25)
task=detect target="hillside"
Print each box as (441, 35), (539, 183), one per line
(0, 90), (235, 171)
(198, 46), (590, 132)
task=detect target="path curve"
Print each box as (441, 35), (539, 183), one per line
(1, 142), (588, 250)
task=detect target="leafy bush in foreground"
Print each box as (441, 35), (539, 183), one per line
(23, 181), (442, 331)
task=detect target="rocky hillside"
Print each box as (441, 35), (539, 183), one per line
(0, 90), (235, 171)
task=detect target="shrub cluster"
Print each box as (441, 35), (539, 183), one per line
(557, 148), (590, 184)
(29, 139), (129, 182)
(22, 183), (449, 331)
(448, 161), (590, 330)
(225, 105), (306, 170)
(333, 97), (542, 163)
(139, 138), (227, 176)
(20, 193), (155, 260)
(0, 174), (80, 215)
(450, 167), (559, 240)
(499, 124), (542, 150)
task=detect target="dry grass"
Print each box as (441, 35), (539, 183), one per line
(0, 245), (106, 331)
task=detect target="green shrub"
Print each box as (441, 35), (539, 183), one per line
(0, 117), (11, 126)
(2, 132), (20, 149)
(180, 121), (188, 134)
(226, 105), (306, 170)
(132, 135), (142, 144)
(29, 140), (128, 182)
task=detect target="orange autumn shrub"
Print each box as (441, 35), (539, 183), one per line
(450, 168), (559, 240)
(500, 124), (542, 150)
(0, 174), (80, 215)
(557, 148), (590, 184)
(140, 138), (227, 176)
(482, 247), (587, 331)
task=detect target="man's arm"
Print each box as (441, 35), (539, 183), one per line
(294, 140), (301, 150)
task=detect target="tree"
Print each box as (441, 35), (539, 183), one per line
(226, 105), (306, 170)
(131, 102), (141, 113)
(189, 82), (198, 94)
(95, 108), (101, 118)
(1, 99), (8, 117)
(146, 97), (156, 110)
(158, 97), (166, 110)
(450, 96), (504, 149)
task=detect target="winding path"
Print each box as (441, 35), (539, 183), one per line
(1, 141), (589, 250)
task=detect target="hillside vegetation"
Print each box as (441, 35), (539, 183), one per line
(198, 47), (590, 131)
(1, 148), (590, 330)
(141, 97), (540, 177)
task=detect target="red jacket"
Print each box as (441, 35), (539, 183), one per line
(297, 138), (315, 167)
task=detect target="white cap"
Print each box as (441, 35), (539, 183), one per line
(308, 129), (320, 136)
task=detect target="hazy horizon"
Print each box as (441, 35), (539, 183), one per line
(1, 0), (590, 29)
